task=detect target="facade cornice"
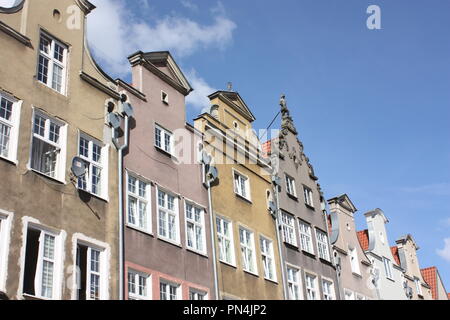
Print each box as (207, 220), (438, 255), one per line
(0, 20), (32, 48)
(116, 79), (147, 101)
(80, 71), (120, 100)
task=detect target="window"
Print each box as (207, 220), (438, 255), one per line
(0, 211), (12, 291)
(126, 174), (151, 233)
(22, 226), (62, 299)
(189, 289), (207, 300)
(285, 174), (297, 197)
(383, 257), (393, 280)
(75, 243), (106, 300)
(344, 289), (355, 300)
(315, 229), (330, 261)
(216, 216), (235, 265)
(298, 220), (314, 254)
(37, 32), (67, 94)
(77, 133), (108, 199)
(233, 170), (250, 200)
(128, 270), (150, 300)
(305, 273), (319, 300)
(0, 93), (21, 162)
(30, 111), (67, 181)
(414, 277), (422, 296)
(185, 202), (206, 254)
(155, 125), (173, 154)
(260, 236), (276, 281)
(281, 211), (297, 246)
(157, 188), (179, 244)
(349, 247), (361, 275)
(303, 186), (314, 207)
(161, 91), (169, 104)
(239, 227), (257, 275)
(160, 281), (180, 300)
(322, 279), (335, 300)
(287, 267), (301, 300)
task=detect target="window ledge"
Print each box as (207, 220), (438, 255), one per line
(154, 145), (175, 159)
(264, 277), (278, 285)
(243, 269), (259, 278)
(287, 193), (298, 201)
(29, 168), (67, 185)
(284, 241), (299, 250)
(235, 193), (252, 204)
(34, 78), (68, 98)
(386, 277), (395, 282)
(319, 258), (333, 266)
(302, 250), (316, 258)
(76, 187), (109, 203)
(219, 260), (237, 269)
(157, 235), (182, 248)
(22, 293), (50, 301)
(126, 224), (153, 237)
(305, 203), (315, 210)
(0, 156), (18, 166)
(352, 272), (363, 278)
(186, 247), (208, 258)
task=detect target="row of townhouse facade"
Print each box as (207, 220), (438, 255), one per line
(0, 0), (448, 301)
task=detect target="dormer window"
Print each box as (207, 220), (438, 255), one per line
(161, 91), (169, 105)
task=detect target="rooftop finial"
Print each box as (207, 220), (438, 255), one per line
(227, 82), (233, 91)
(279, 94), (297, 135)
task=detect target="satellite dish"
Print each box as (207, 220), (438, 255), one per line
(121, 102), (134, 118)
(71, 156), (87, 178)
(202, 151), (212, 166)
(207, 166), (218, 183)
(107, 112), (121, 129)
(268, 201), (277, 214)
(271, 175), (281, 187)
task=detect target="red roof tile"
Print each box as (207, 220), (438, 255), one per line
(447, 293), (450, 300)
(421, 267), (437, 300)
(390, 246), (401, 266)
(357, 230), (369, 251)
(261, 140), (272, 158)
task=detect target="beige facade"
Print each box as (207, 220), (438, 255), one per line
(194, 91), (284, 300)
(0, 0), (121, 299)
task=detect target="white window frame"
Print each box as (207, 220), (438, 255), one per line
(216, 215), (236, 266)
(126, 172), (151, 234)
(156, 187), (180, 245)
(184, 201), (207, 255)
(298, 220), (314, 255)
(128, 269), (151, 300)
(305, 273), (319, 300)
(159, 280), (180, 300)
(0, 92), (21, 164)
(322, 278), (335, 300)
(383, 257), (393, 280)
(37, 31), (68, 95)
(285, 174), (297, 197)
(414, 277), (422, 296)
(189, 288), (208, 300)
(232, 169), (251, 201)
(280, 211), (297, 247)
(260, 236), (276, 282)
(315, 229), (330, 261)
(286, 265), (303, 300)
(154, 124), (173, 155)
(29, 108), (67, 182)
(0, 210), (13, 292)
(239, 226), (257, 275)
(303, 185), (314, 208)
(77, 132), (109, 200)
(349, 246), (361, 275)
(22, 223), (64, 300)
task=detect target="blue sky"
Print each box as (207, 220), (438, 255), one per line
(86, 0), (450, 290)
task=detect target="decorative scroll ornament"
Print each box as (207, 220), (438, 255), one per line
(280, 94), (298, 135)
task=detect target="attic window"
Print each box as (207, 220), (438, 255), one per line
(233, 121), (239, 131)
(161, 91), (169, 105)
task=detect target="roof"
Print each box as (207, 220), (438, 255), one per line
(261, 140), (273, 158)
(447, 293), (450, 300)
(390, 246), (401, 266)
(208, 90), (256, 122)
(357, 229), (369, 251)
(327, 194), (358, 212)
(421, 267), (438, 299)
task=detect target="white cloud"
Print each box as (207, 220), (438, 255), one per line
(180, 0), (198, 12)
(437, 238), (450, 263)
(88, 0), (236, 76)
(185, 69), (217, 111)
(400, 183), (450, 197)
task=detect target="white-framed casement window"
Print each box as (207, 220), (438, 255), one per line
(0, 210), (13, 292)
(383, 257), (393, 280)
(285, 174), (297, 197)
(161, 91), (169, 104)
(280, 211), (297, 246)
(155, 124), (173, 154)
(233, 169), (251, 201)
(344, 289), (355, 300)
(77, 132), (109, 199)
(349, 246), (361, 275)
(260, 236), (276, 281)
(303, 186), (314, 208)
(322, 279), (335, 300)
(37, 32), (68, 94)
(189, 289), (208, 300)
(286, 266), (302, 300)
(160, 280), (180, 300)
(22, 225), (63, 300)
(75, 241), (107, 300)
(126, 173), (151, 233)
(298, 220), (314, 255)
(0, 93), (21, 163)
(216, 216), (235, 266)
(128, 269), (150, 300)
(185, 202), (206, 255)
(414, 277), (422, 296)
(315, 229), (330, 261)
(157, 188), (180, 244)
(305, 273), (319, 300)
(239, 227), (257, 275)
(30, 109), (67, 182)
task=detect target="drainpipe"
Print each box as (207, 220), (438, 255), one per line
(322, 207), (342, 300)
(113, 114), (130, 301)
(273, 179), (289, 300)
(206, 179), (220, 300)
